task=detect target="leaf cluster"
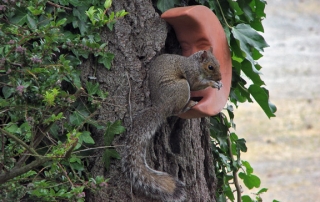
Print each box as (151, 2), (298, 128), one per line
(210, 110), (270, 202)
(0, 0), (126, 201)
(209, 0), (276, 118)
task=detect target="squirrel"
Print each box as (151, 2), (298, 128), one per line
(122, 47), (222, 202)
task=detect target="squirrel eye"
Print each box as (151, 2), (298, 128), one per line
(208, 65), (214, 70)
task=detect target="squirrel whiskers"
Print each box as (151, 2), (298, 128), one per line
(122, 48), (222, 201)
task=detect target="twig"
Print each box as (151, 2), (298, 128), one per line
(47, 1), (72, 10)
(58, 163), (74, 187)
(32, 165), (50, 182)
(72, 145), (125, 154)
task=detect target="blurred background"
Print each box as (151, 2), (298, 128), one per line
(234, 0), (320, 201)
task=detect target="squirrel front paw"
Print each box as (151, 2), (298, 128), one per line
(212, 81), (222, 90)
(181, 100), (198, 113)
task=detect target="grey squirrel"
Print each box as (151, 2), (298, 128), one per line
(122, 47), (222, 201)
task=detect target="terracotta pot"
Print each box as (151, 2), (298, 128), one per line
(161, 5), (232, 119)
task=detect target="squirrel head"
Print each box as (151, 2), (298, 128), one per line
(200, 47), (221, 81)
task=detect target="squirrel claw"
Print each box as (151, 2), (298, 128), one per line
(213, 81), (222, 90)
(180, 100), (198, 114)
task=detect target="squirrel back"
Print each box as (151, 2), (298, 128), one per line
(122, 48), (222, 201)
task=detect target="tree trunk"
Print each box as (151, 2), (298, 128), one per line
(83, 1), (217, 201)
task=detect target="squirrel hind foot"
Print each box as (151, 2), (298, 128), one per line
(159, 178), (186, 202)
(171, 179), (186, 202)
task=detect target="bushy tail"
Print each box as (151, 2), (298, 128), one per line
(122, 107), (186, 202)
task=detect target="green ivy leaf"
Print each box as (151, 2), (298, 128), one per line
(86, 81), (99, 96)
(9, 7), (28, 25)
(5, 124), (19, 134)
(255, 0), (267, 18)
(237, 0), (254, 22)
(116, 10), (129, 18)
(236, 138), (247, 152)
(242, 195), (254, 202)
(223, 184), (235, 201)
(69, 110), (87, 126)
(79, 131), (95, 144)
(102, 121), (125, 169)
(26, 14), (37, 29)
(56, 18), (67, 26)
(257, 187), (268, 194)
(250, 18), (264, 32)
(239, 172), (261, 189)
(218, 153), (231, 170)
(217, 193), (227, 202)
(27, 6), (44, 15)
(226, 0), (243, 15)
(156, 0), (180, 13)
(103, 148), (120, 170)
(104, 0), (112, 9)
(231, 23), (268, 63)
(105, 120), (125, 145)
(242, 160), (253, 174)
(69, 161), (84, 171)
(248, 84), (277, 118)
(98, 52), (114, 69)
(0, 98), (9, 107)
(233, 23), (268, 51)
(2, 86), (15, 99)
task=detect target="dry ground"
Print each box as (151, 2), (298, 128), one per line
(233, 0), (320, 201)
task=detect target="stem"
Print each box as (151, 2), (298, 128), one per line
(226, 133), (242, 202)
(58, 163), (74, 187)
(219, 113), (242, 202)
(216, 0), (233, 29)
(72, 145), (124, 153)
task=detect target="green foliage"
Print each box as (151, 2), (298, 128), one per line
(0, 0), (127, 201)
(86, 0), (128, 30)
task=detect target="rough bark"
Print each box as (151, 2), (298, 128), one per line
(82, 1), (217, 201)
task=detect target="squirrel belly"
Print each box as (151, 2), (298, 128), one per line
(122, 107), (186, 202)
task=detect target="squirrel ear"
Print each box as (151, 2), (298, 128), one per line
(201, 51), (208, 62)
(209, 46), (213, 54)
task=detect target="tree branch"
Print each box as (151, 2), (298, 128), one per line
(0, 157), (49, 184)
(0, 128), (39, 158)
